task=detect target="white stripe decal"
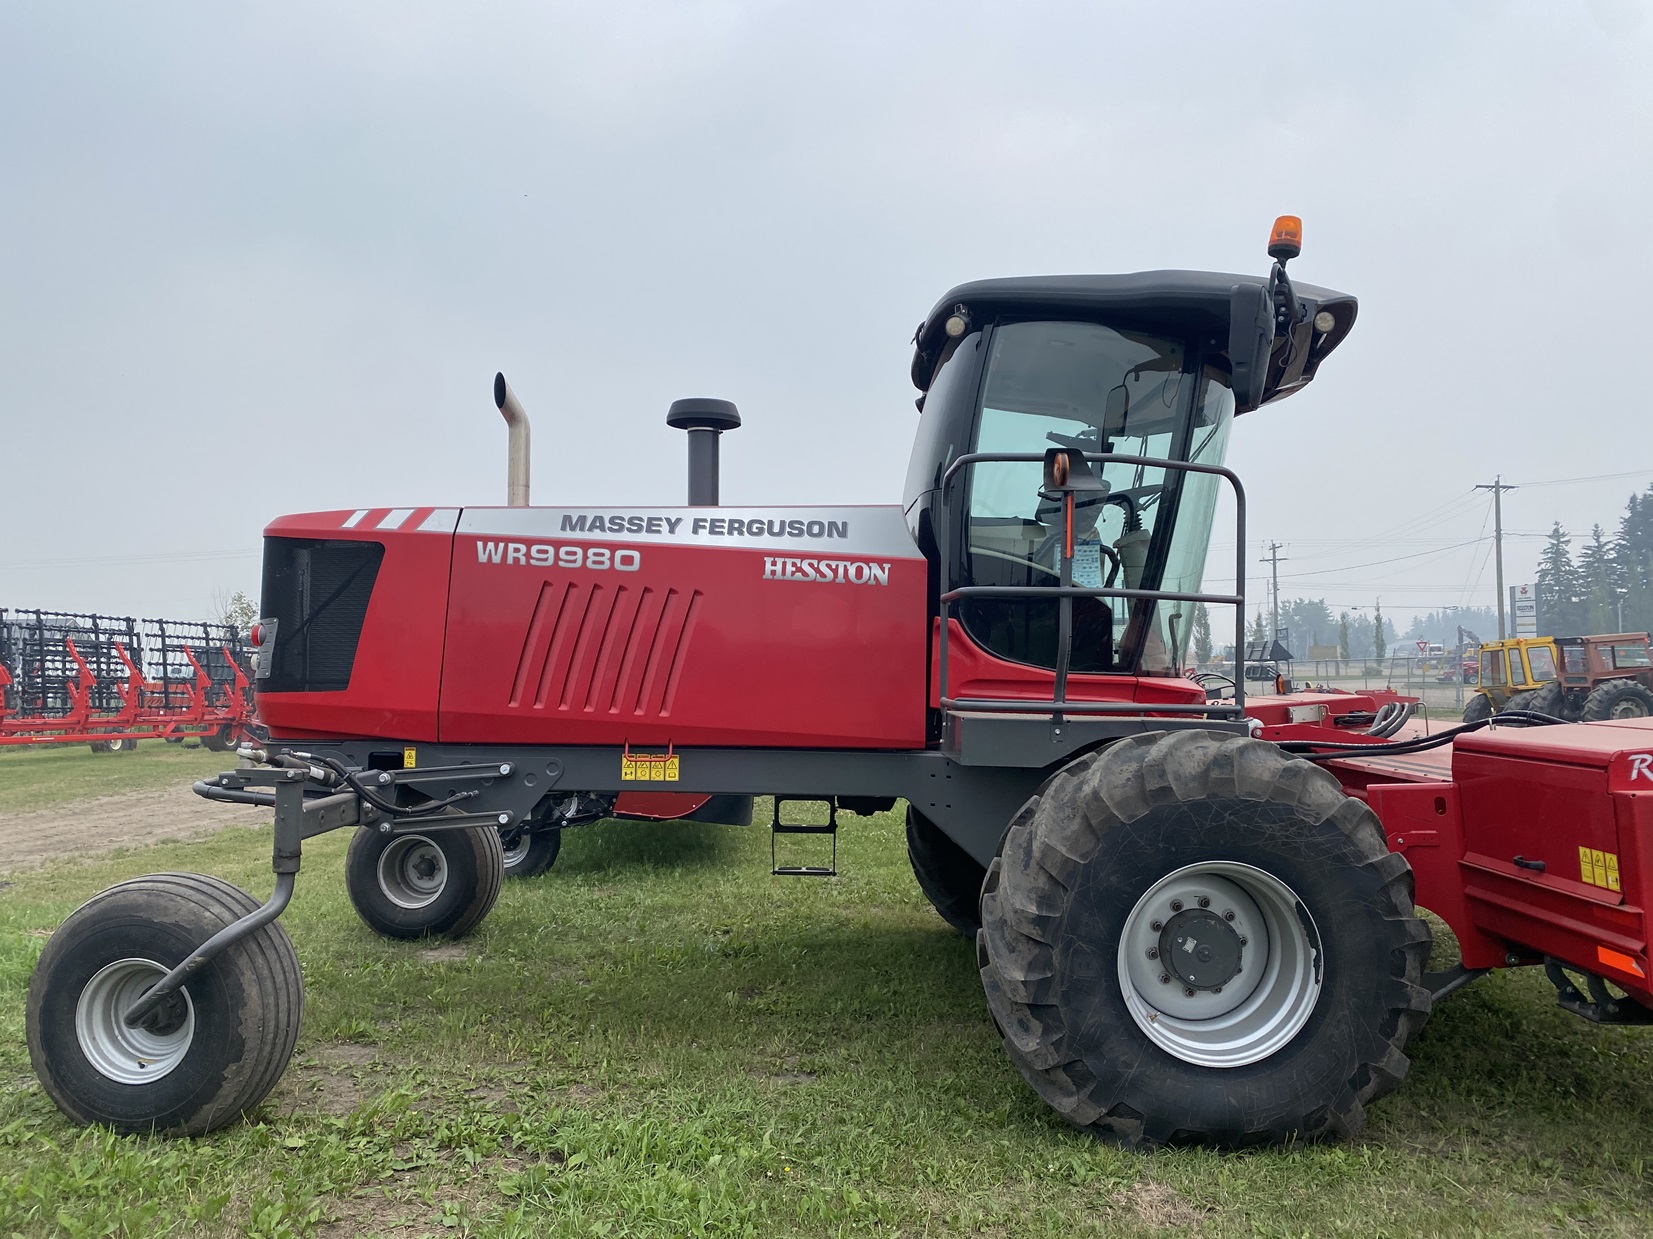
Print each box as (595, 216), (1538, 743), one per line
(416, 508), (460, 533)
(377, 508), (416, 530)
(342, 509), (370, 529)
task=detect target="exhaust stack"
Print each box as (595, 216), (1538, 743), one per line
(494, 372), (530, 507)
(666, 398), (741, 506)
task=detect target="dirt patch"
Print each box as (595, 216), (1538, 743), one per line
(273, 1042), (383, 1118)
(0, 781), (268, 874)
(765, 1053), (818, 1085)
(1114, 1180), (1206, 1229)
(418, 945), (468, 964)
(317, 1188), (426, 1238)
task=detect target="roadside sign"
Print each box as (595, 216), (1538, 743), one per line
(1416, 640), (1429, 654)
(1512, 584), (1539, 638)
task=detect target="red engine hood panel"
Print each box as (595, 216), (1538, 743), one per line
(439, 506), (929, 748)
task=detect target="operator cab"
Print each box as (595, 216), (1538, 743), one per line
(905, 239), (1356, 682)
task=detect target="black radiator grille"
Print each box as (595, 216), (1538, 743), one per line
(260, 538), (383, 693)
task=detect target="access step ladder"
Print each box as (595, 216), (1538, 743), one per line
(770, 797), (837, 876)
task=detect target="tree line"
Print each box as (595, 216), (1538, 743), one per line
(1533, 484), (1653, 636)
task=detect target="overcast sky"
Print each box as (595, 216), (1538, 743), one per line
(3, 1), (1649, 629)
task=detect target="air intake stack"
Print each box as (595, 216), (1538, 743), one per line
(666, 398), (741, 506)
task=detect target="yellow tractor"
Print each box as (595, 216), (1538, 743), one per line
(1463, 633), (1653, 722)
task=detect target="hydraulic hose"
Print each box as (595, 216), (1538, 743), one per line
(1279, 708), (1567, 763)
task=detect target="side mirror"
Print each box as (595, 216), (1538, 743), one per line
(1104, 382), (1129, 432)
(1228, 283), (1274, 411)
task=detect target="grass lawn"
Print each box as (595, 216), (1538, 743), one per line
(4, 765), (1653, 1235)
(0, 742), (230, 815)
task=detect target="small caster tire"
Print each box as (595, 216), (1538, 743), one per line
(500, 826), (562, 879)
(26, 872), (303, 1136)
(345, 824), (504, 939)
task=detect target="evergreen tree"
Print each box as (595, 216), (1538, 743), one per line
(1276, 598), (1335, 655)
(1373, 602), (1386, 659)
(1579, 524), (1619, 634)
(1192, 604), (1212, 666)
(1613, 488), (1653, 633)
(1535, 523), (1587, 636)
(1338, 613), (1350, 660)
(1249, 610), (1268, 644)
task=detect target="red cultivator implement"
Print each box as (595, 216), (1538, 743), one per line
(0, 609), (254, 752)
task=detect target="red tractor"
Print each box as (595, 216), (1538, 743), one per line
(28, 219), (1653, 1149)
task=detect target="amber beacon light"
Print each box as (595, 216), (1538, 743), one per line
(1268, 214), (1303, 262)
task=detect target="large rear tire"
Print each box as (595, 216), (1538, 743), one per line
(1461, 693), (1494, 724)
(26, 873), (303, 1135)
(345, 825), (504, 940)
(977, 730), (1431, 1149)
(1515, 679), (1572, 721)
(906, 806), (987, 935)
(1580, 679), (1653, 721)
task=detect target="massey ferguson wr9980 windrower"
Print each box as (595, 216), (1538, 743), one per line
(27, 219), (1653, 1148)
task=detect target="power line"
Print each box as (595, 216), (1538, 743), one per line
(1277, 537), (1488, 580)
(1512, 468), (1653, 489)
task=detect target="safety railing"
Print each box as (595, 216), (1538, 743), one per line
(937, 451), (1248, 723)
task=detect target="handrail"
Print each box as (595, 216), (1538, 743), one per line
(936, 450), (1248, 722)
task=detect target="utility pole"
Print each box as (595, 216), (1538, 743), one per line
(1475, 477), (1516, 639)
(1260, 542), (1288, 649)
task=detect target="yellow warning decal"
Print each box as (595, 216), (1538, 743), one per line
(403, 747), (417, 769)
(621, 745), (679, 782)
(1578, 846), (1621, 891)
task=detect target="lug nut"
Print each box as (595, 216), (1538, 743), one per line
(1238, 936), (1248, 947)
(1159, 974), (1171, 985)
(1146, 947), (1159, 960)
(1223, 910), (1235, 921)
(1198, 896), (1211, 908)
(1183, 987), (1196, 997)
(1170, 899), (1184, 912)
(1213, 985), (1223, 994)
(1150, 920), (1163, 932)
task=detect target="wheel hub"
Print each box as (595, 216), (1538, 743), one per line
(1160, 909), (1242, 991)
(1117, 862), (1322, 1069)
(75, 958), (196, 1085)
(378, 835), (449, 909)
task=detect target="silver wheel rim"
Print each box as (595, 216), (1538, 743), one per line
(1612, 696), (1648, 719)
(378, 835), (448, 909)
(1117, 861), (1321, 1069)
(75, 958), (196, 1084)
(500, 832), (530, 869)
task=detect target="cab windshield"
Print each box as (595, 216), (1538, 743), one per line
(958, 320), (1233, 675)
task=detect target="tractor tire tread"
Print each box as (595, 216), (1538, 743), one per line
(977, 730), (1432, 1149)
(1580, 679), (1653, 722)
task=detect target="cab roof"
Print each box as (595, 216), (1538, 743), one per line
(910, 269), (1357, 409)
